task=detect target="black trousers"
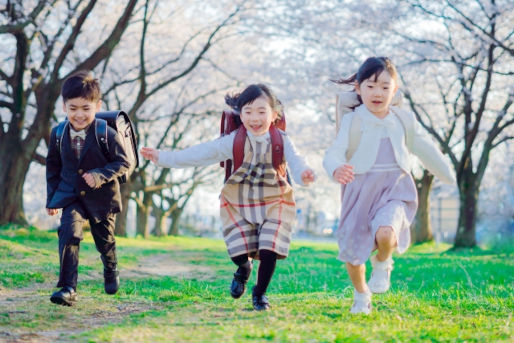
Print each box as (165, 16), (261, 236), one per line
(57, 201), (117, 290)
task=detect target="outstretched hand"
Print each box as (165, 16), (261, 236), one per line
(333, 164), (355, 184)
(301, 169), (316, 185)
(140, 147), (159, 164)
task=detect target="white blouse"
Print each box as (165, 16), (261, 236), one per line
(158, 130), (311, 185)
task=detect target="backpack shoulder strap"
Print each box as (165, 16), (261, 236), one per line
(390, 107), (414, 149)
(336, 92), (360, 133)
(95, 118), (110, 159)
(345, 114), (362, 161)
(269, 125), (284, 172)
(335, 94), (342, 133)
(55, 121), (69, 154)
(232, 125), (247, 175)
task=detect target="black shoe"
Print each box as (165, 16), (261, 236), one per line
(104, 269), (119, 295)
(50, 286), (77, 306)
(230, 263), (252, 299)
(252, 287), (270, 311)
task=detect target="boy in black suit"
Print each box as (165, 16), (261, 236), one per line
(46, 70), (130, 306)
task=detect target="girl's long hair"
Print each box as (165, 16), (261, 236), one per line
(332, 57), (398, 106)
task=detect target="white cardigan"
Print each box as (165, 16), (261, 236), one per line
(323, 104), (456, 184)
(158, 130), (311, 185)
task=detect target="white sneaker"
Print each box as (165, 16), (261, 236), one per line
(350, 288), (372, 314)
(368, 255), (393, 294)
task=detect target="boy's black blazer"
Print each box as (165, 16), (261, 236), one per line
(46, 118), (130, 223)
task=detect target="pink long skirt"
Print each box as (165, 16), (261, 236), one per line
(337, 138), (418, 265)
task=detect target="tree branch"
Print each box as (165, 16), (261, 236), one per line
(492, 136), (514, 149)
(51, 0), (98, 79)
(446, 0), (514, 57)
(0, 100), (13, 111)
(62, 0), (139, 79)
(0, 0), (49, 34)
(146, 5), (241, 99)
(32, 152), (46, 166)
(0, 68), (11, 84)
(38, 0), (82, 74)
(477, 93), (514, 180)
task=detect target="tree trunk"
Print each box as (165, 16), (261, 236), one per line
(114, 182), (132, 236)
(0, 0), (138, 226)
(0, 140), (30, 225)
(136, 194), (152, 238)
(410, 171), (434, 244)
(153, 208), (167, 237)
(168, 209), (183, 236)
(136, 205), (150, 238)
(454, 172), (478, 247)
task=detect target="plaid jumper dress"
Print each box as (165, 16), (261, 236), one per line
(220, 133), (296, 259)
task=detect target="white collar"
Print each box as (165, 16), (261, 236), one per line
(69, 125), (89, 140)
(355, 104), (396, 128)
(246, 130), (270, 143)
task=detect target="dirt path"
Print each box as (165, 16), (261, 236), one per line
(0, 254), (215, 343)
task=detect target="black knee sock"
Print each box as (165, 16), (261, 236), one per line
(231, 254), (252, 279)
(253, 249), (277, 296)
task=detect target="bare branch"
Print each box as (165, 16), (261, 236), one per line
(0, 68), (11, 84)
(38, 1), (82, 74)
(0, 0), (49, 34)
(32, 152), (46, 166)
(63, 0), (139, 79)
(146, 5), (242, 98)
(0, 100), (13, 110)
(492, 136), (514, 149)
(477, 93), (514, 179)
(51, 0), (98, 79)
(446, 0), (514, 57)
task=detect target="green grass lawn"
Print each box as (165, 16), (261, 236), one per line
(0, 225), (512, 343)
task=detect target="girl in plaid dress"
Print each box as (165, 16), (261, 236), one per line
(141, 84), (315, 311)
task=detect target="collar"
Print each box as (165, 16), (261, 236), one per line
(355, 104), (396, 128)
(246, 130), (270, 143)
(69, 123), (92, 140)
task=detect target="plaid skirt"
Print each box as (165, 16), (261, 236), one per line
(220, 135), (296, 259)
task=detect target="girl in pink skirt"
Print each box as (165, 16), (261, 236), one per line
(323, 57), (455, 314)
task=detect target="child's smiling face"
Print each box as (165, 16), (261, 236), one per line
(240, 95), (277, 136)
(63, 97), (101, 131)
(356, 70), (398, 118)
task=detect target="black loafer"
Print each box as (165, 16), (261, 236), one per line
(50, 286), (77, 306)
(104, 269), (119, 295)
(230, 263), (252, 299)
(252, 288), (270, 311)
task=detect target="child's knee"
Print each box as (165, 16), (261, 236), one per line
(376, 226), (396, 245)
(58, 223), (84, 245)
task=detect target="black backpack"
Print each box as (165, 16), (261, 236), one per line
(55, 110), (139, 183)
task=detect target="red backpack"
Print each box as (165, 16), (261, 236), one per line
(220, 110), (286, 182)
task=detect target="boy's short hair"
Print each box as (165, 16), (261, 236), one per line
(62, 70), (101, 102)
